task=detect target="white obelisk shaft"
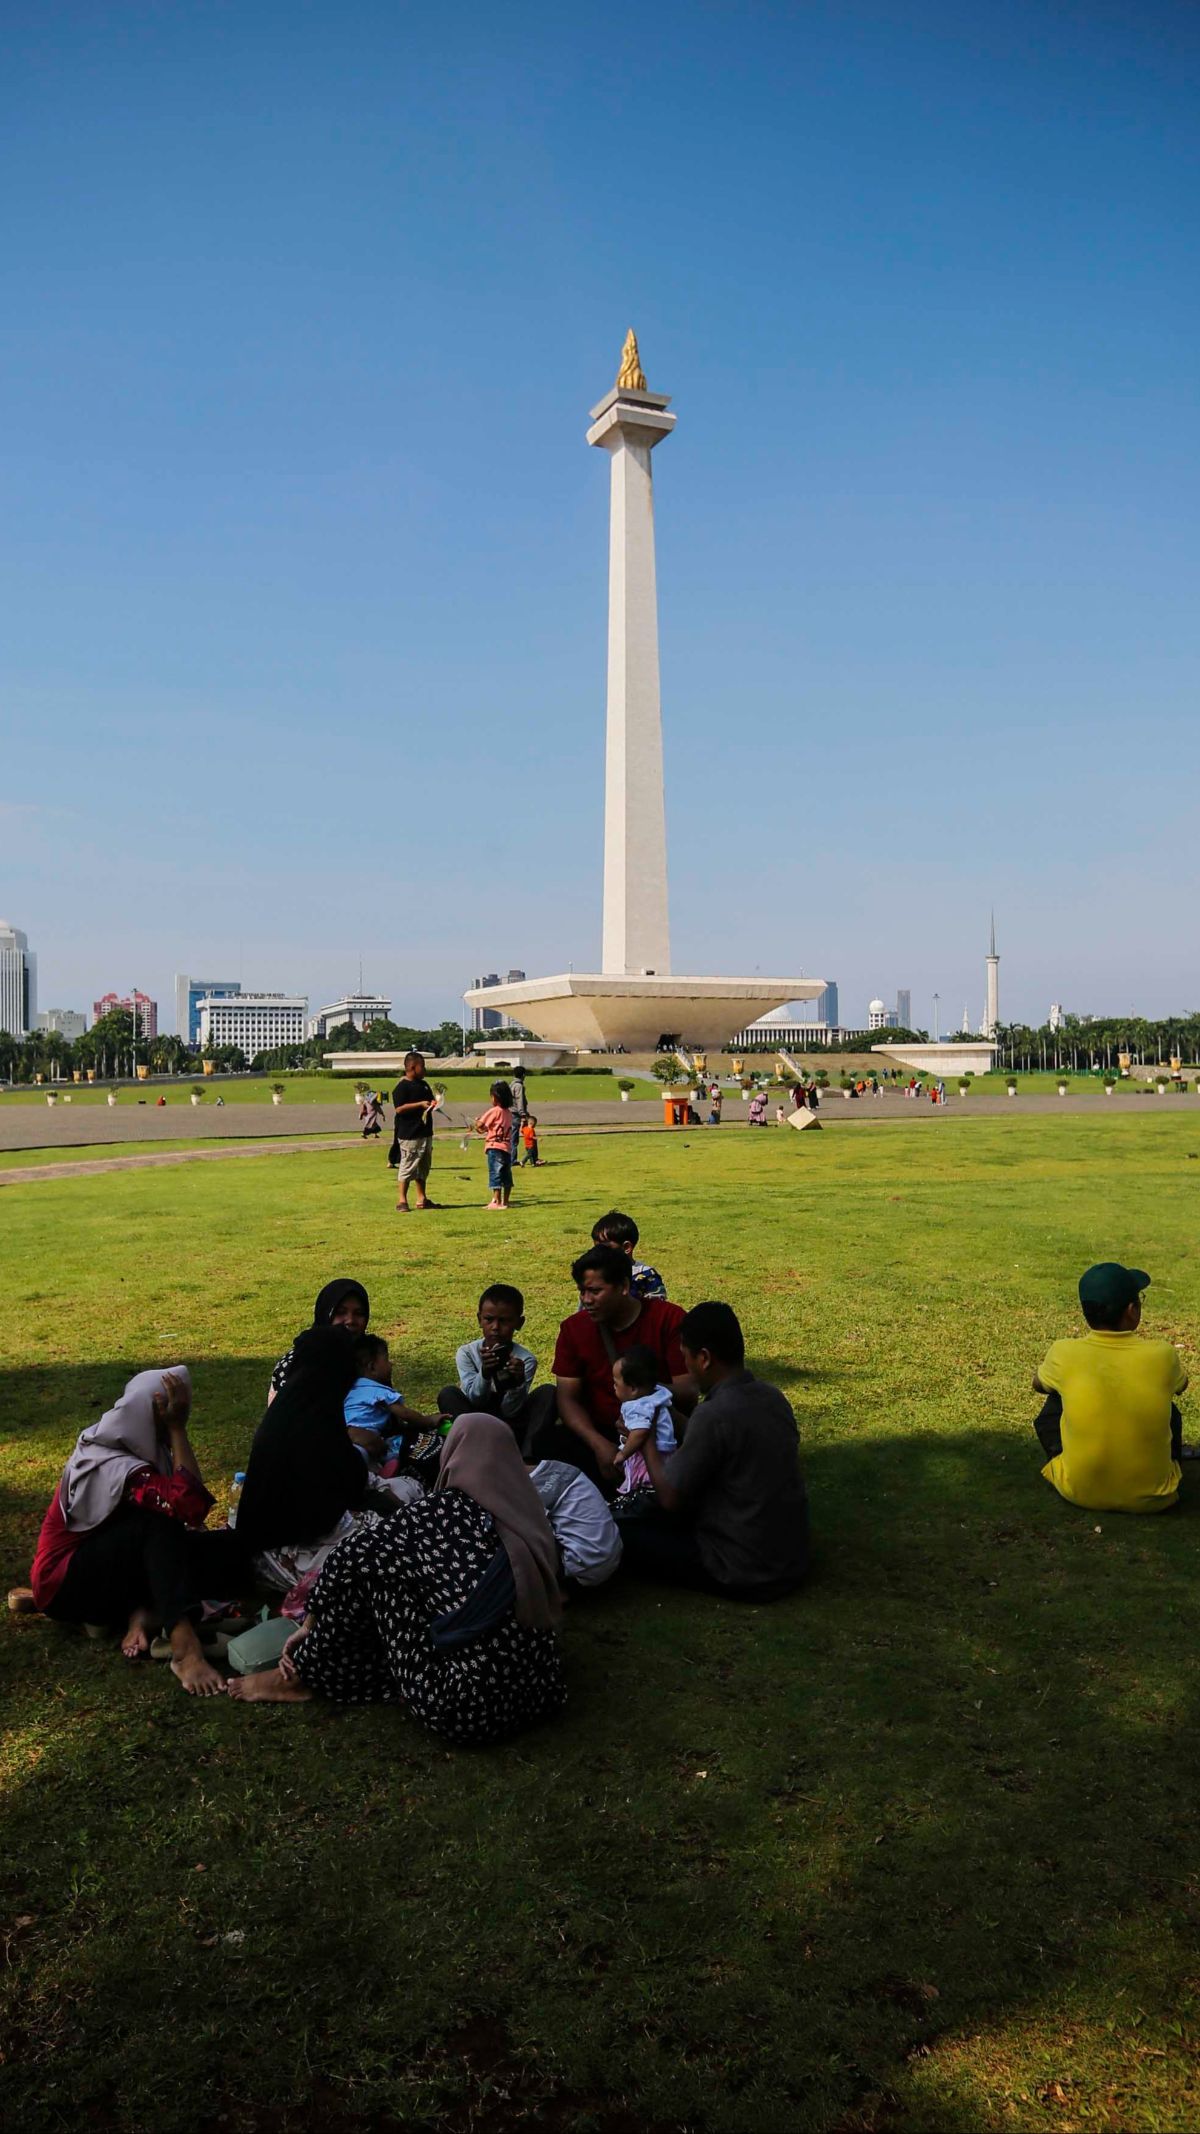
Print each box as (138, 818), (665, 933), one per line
(588, 380), (676, 977)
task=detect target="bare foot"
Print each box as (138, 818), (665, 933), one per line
(227, 1667), (313, 1704)
(121, 1608), (154, 1660)
(169, 1624), (226, 1696)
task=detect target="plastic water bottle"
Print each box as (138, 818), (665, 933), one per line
(227, 1471), (246, 1527)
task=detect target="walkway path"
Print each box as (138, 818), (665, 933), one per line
(1, 1090), (1192, 1187)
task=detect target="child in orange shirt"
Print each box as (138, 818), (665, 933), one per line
(520, 1115), (540, 1167)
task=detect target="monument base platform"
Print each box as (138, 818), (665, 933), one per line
(463, 973), (824, 1052)
(871, 1041), (997, 1077)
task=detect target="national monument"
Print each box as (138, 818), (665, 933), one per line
(465, 333), (823, 1052)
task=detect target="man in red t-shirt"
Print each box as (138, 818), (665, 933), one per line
(524, 1245), (696, 1488)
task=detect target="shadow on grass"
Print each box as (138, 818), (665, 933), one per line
(3, 1386), (1200, 2132)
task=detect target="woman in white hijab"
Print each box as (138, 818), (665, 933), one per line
(28, 1366), (243, 1696)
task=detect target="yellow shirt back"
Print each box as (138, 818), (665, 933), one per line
(1038, 1330), (1186, 1513)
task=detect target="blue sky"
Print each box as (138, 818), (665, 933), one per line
(3, 0), (1197, 1031)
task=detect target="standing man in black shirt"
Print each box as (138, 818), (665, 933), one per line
(390, 1051), (439, 1211)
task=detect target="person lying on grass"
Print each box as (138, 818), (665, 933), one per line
(27, 1366), (245, 1697)
(1032, 1261), (1188, 1514)
(229, 1414), (566, 1744)
(618, 1302), (810, 1603)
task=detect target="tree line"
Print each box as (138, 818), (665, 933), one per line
(0, 1011), (473, 1084)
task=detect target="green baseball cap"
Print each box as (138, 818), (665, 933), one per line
(1078, 1262), (1150, 1311)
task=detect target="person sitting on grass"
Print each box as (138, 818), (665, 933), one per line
(268, 1278), (370, 1404)
(344, 1334), (445, 1466)
(438, 1284), (537, 1432)
(611, 1343), (677, 1507)
(27, 1366), (245, 1696)
(589, 1210), (667, 1301)
(228, 1414), (566, 1744)
(1032, 1262), (1188, 1514)
(237, 1327), (372, 1561)
(473, 1080), (515, 1211)
(618, 1302), (810, 1602)
(523, 1245), (693, 1490)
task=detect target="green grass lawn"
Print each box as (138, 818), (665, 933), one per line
(5, 1116), (1200, 2131)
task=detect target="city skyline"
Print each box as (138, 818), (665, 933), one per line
(3, 5), (1197, 1025)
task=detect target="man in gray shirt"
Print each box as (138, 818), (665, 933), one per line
(625, 1301), (809, 1601)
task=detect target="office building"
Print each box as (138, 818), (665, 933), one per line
(175, 975), (241, 1047)
(308, 992), (392, 1040)
(93, 990), (158, 1039)
(197, 993), (306, 1056)
(816, 981), (839, 1028)
(37, 1008), (86, 1041)
(471, 969), (526, 1033)
(895, 989), (911, 1030)
(0, 922), (36, 1038)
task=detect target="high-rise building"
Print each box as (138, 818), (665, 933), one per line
(196, 994), (306, 1056)
(1049, 1003), (1063, 1032)
(0, 922), (36, 1038)
(816, 981), (839, 1027)
(471, 970), (526, 1032)
(308, 992), (392, 1040)
(175, 975), (241, 1047)
(37, 1008), (86, 1041)
(895, 989), (911, 1030)
(93, 990), (158, 1039)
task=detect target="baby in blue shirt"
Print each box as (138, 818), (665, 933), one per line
(346, 1335), (441, 1466)
(612, 1343), (677, 1499)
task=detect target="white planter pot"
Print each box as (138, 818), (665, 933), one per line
(106, 1093), (117, 1107)
(620, 1091), (629, 1102)
(190, 1094), (200, 1107)
(1058, 1085), (1068, 1097)
(1105, 1086), (1115, 1096)
(272, 1093), (282, 1106)
(1007, 1087), (1017, 1098)
(46, 1093), (56, 1106)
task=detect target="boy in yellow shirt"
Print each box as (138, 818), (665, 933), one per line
(1033, 1262), (1187, 1514)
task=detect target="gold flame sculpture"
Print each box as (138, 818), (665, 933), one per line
(616, 328), (647, 392)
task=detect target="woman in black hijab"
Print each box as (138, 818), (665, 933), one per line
(237, 1326), (369, 1555)
(268, 1279), (370, 1403)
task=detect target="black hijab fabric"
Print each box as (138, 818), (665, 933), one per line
(238, 1325), (369, 1552)
(312, 1279), (370, 1327)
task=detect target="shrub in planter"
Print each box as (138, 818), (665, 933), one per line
(1103, 1077), (1117, 1095)
(958, 1080), (971, 1095)
(617, 1078), (635, 1102)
